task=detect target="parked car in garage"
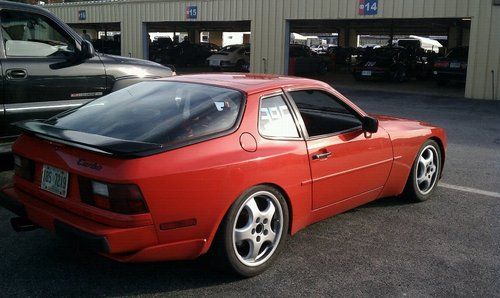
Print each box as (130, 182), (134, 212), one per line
(206, 44), (250, 71)
(149, 40), (221, 67)
(310, 44), (334, 55)
(0, 74), (446, 277)
(289, 44), (329, 75)
(0, 1), (175, 154)
(433, 47), (469, 85)
(175, 42), (221, 67)
(352, 46), (427, 82)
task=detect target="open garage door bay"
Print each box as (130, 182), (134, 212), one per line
(46, 1), (500, 100)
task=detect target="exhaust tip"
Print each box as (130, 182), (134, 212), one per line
(10, 217), (38, 232)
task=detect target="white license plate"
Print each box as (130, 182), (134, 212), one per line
(209, 60), (220, 66)
(41, 165), (69, 198)
(450, 62), (461, 68)
(362, 70), (372, 76)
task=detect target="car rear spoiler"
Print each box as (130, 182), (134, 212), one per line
(13, 120), (163, 158)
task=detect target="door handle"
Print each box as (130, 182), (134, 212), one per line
(6, 69), (28, 80)
(312, 151), (332, 160)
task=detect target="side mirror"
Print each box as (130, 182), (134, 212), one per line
(77, 40), (95, 60)
(362, 116), (378, 133)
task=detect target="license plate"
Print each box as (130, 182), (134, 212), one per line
(41, 165), (69, 198)
(450, 62), (461, 68)
(209, 60), (220, 66)
(362, 70), (372, 76)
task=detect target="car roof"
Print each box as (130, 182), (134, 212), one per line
(0, 1), (48, 13)
(159, 73), (331, 95)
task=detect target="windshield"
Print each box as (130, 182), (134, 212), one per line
(47, 81), (244, 148)
(446, 47), (468, 60)
(220, 45), (242, 52)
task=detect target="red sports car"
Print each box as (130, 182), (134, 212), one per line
(0, 74), (446, 276)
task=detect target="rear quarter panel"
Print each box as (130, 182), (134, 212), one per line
(127, 91), (311, 253)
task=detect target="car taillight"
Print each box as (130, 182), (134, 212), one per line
(13, 155), (35, 182)
(78, 177), (149, 215)
(434, 61), (449, 68)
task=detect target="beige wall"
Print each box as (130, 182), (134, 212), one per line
(46, 0), (500, 100)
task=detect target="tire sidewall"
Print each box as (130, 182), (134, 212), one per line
(222, 185), (289, 277)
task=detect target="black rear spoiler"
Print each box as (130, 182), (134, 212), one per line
(14, 120), (163, 158)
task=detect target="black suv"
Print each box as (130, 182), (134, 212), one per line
(0, 1), (175, 154)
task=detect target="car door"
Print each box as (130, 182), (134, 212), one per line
(0, 8), (106, 140)
(285, 88), (393, 210)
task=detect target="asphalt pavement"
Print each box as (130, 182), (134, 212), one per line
(0, 88), (499, 297)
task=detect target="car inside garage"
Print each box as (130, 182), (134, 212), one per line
(288, 18), (471, 97)
(145, 21), (251, 73)
(69, 22), (121, 56)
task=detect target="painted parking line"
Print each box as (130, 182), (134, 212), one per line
(438, 182), (500, 198)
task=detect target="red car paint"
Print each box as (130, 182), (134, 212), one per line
(0, 74), (446, 262)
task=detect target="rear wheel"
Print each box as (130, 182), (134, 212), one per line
(402, 140), (441, 202)
(317, 62), (328, 75)
(393, 67), (407, 82)
(212, 185), (289, 277)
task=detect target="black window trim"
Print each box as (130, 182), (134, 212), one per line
(0, 8), (78, 59)
(284, 87), (364, 140)
(257, 90), (304, 141)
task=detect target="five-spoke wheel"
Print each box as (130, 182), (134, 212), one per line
(403, 139), (442, 202)
(213, 185), (289, 277)
(415, 145), (439, 195)
(233, 191), (283, 267)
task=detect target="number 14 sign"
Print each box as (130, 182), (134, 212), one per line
(359, 0), (378, 15)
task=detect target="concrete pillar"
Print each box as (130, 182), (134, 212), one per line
(243, 33), (251, 44)
(121, 21), (146, 59)
(448, 26), (460, 49)
(250, 14), (287, 74)
(209, 31), (223, 46)
(338, 28), (346, 47)
(348, 29), (357, 48)
(189, 30), (201, 43)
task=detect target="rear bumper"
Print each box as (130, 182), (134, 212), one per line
(0, 186), (206, 262)
(434, 70), (466, 82)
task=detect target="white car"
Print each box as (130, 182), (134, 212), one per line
(206, 44), (250, 71)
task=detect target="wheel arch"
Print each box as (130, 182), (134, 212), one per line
(201, 182), (294, 256)
(429, 136), (446, 178)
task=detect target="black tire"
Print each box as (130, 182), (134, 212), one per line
(317, 62), (328, 75)
(393, 67), (407, 83)
(236, 59), (246, 72)
(402, 139), (442, 202)
(211, 185), (289, 277)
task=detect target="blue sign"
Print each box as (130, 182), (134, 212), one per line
(186, 6), (198, 19)
(359, 0), (378, 15)
(78, 10), (86, 21)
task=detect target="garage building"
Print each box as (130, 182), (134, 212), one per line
(45, 0), (500, 100)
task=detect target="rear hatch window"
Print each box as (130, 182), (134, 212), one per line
(44, 81), (244, 153)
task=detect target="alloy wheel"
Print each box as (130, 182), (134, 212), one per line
(232, 191), (283, 267)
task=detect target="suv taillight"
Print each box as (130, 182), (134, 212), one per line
(13, 155), (35, 182)
(79, 177), (149, 215)
(434, 61), (449, 68)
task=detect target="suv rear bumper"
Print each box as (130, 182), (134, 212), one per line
(0, 186), (206, 262)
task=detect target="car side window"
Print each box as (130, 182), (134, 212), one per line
(0, 10), (75, 58)
(259, 94), (300, 138)
(288, 90), (362, 137)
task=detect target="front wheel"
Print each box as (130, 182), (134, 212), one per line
(402, 140), (442, 202)
(213, 185), (289, 277)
